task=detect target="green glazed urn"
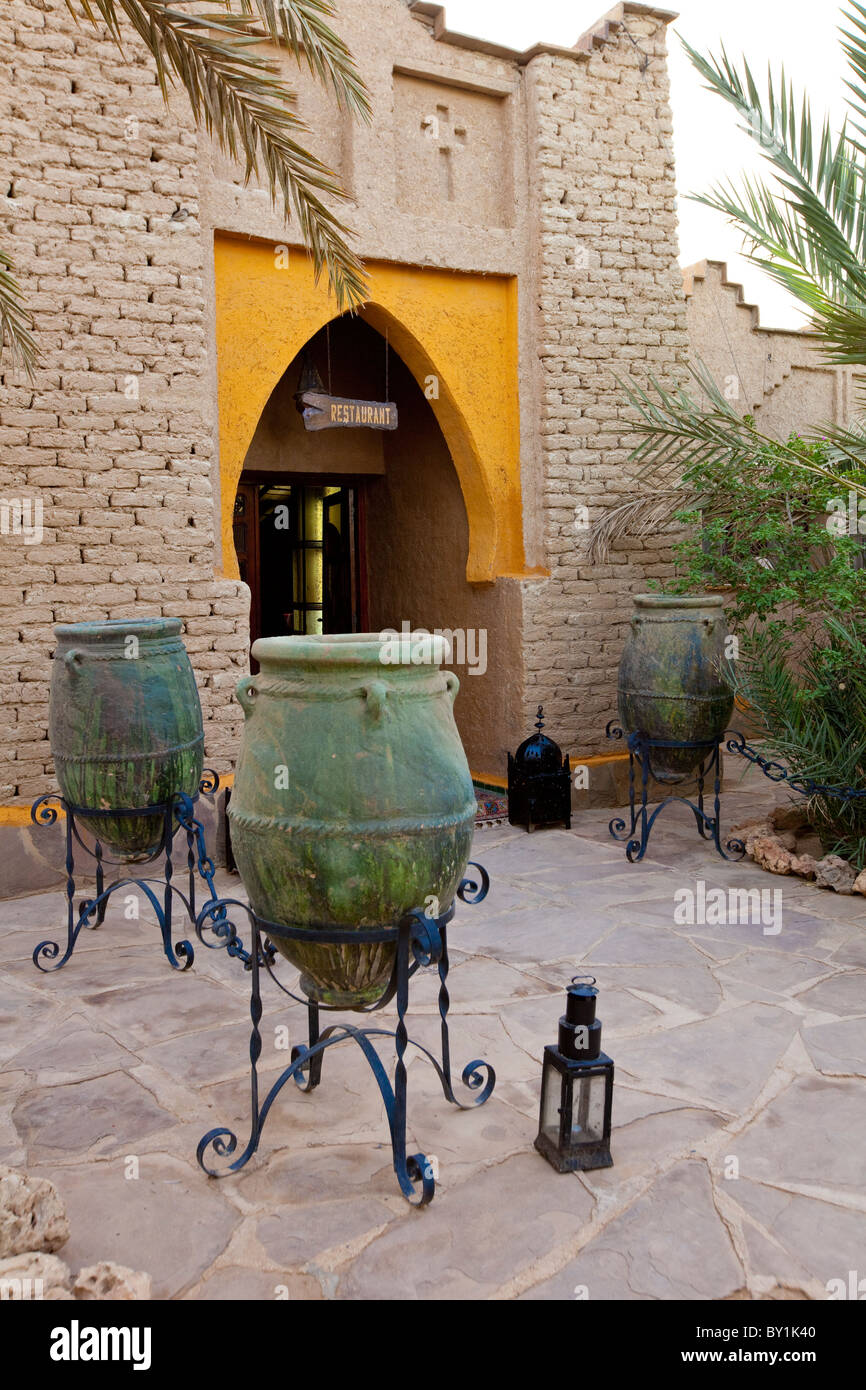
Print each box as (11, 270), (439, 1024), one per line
(617, 594), (734, 784)
(228, 633), (477, 1009)
(50, 618), (204, 857)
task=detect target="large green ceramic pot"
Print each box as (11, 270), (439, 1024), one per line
(617, 594), (734, 784)
(50, 618), (204, 857)
(228, 633), (477, 1009)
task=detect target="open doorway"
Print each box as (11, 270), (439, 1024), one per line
(233, 475), (367, 663)
(230, 313), (521, 775)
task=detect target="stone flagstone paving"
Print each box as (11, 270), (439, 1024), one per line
(1, 775), (864, 1300)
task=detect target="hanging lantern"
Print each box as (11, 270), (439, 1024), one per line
(507, 706), (571, 832)
(534, 975), (614, 1172)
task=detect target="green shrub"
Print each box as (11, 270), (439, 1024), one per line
(663, 433), (866, 637)
(662, 434), (866, 865)
(727, 619), (866, 868)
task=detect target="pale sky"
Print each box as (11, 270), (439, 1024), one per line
(444, 0), (849, 328)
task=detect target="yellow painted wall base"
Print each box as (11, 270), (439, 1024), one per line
(471, 751), (634, 790)
(0, 772), (237, 824)
(0, 805), (46, 827)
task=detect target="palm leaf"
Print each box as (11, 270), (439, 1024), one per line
(584, 489), (697, 565)
(589, 10), (866, 557)
(680, 33), (866, 363)
(0, 249), (38, 376)
(234, 1), (370, 118)
(588, 363), (866, 559)
(66, 0), (370, 309)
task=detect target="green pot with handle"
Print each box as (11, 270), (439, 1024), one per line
(50, 618), (204, 856)
(228, 632), (476, 1009)
(617, 594), (734, 784)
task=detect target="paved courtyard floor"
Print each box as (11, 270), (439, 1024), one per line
(1, 772), (864, 1300)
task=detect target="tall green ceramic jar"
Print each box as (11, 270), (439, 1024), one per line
(617, 594), (734, 784)
(228, 633), (477, 1009)
(50, 618), (204, 856)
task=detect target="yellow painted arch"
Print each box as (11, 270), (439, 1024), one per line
(213, 234), (530, 582)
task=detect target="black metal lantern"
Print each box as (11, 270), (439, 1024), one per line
(534, 975), (614, 1172)
(507, 706), (571, 832)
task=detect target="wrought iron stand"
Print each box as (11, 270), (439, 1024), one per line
(606, 722), (745, 863)
(29, 773), (221, 972)
(194, 865), (496, 1206)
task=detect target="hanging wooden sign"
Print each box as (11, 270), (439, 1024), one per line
(296, 391), (398, 433)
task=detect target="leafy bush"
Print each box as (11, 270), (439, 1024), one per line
(727, 619), (866, 869)
(661, 434), (866, 865)
(663, 433), (866, 638)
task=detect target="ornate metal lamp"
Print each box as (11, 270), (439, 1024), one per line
(535, 976), (614, 1172)
(507, 706), (571, 832)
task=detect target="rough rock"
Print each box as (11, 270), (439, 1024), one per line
(731, 818), (770, 850)
(750, 835), (801, 876)
(814, 856), (858, 894)
(853, 870), (866, 896)
(796, 833), (824, 860)
(72, 1261), (153, 1301)
(791, 854), (819, 880)
(0, 1165), (70, 1257)
(770, 803), (813, 834)
(743, 832), (820, 881)
(0, 1250), (74, 1299)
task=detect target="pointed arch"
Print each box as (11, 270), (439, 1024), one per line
(213, 234), (527, 582)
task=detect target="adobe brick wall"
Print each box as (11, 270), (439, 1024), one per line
(684, 258), (864, 437)
(521, 7), (689, 754)
(0, 0), (688, 809)
(0, 0), (248, 802)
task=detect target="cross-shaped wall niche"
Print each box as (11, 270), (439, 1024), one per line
(420, 104), (468, 200)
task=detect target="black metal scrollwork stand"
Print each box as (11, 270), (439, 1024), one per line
(29, 773), (222, 972)
(606, 722), (745, 863)
(194, 864), (496, 1207)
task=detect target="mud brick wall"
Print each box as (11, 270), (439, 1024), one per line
(522, 10), (689, 753)
(0, 2), (689, 802)
(0, 0), (248, 802)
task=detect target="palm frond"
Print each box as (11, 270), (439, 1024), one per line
(591, 9), (866, 562)
(680, 33), (866, 362)
(587, 363), (866, 560)
(0, 248), (39, 376)
(623, 364), (865, 491)
(584, 490), (698, 565)
(66, 0), (370, 309)
(235, 1), (370, 119)
(839, 0), (866, 145)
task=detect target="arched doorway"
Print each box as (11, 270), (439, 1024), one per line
(232, 315), (384, 648)
(232, 314), (522, 773)
(213, 237), (529, 588)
